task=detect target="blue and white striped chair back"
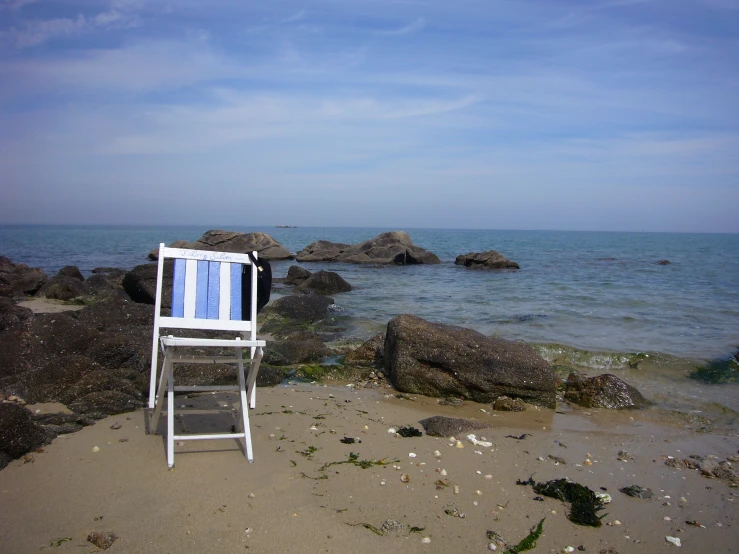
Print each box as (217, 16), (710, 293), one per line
(153, 246), (259, 337)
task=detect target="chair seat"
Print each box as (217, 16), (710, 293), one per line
(160, 336), (266, 348)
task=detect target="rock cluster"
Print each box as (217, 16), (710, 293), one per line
(296, 231), (441, 265)
(148, 230), (293, 261)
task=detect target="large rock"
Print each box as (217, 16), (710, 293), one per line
(68, 390), (143, 417)
(266, 294), (335, 323)
(0, 256), (47, 297)
(122, 261), (173, 306)
(384, 314), (557, 407)
(298, 271), (352, 295)
(455, 250), (520, 270)
(57, 266), (84, 281)
(0, 403), (52, 469)
(284, 266), (312, 286)
(149, 230), (293, 261)
(36, 275), (88, 301)
(0, 298), (33, 332)
(264, 336), (330, 366)
(564, 372), (652, 409)
(296, 231), (441, 265)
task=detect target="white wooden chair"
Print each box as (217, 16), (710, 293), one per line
(147, 244), (266, 468)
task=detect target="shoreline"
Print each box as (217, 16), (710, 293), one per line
(1, 384), (737, 553)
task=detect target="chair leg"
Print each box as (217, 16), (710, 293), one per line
(149, 354), (170, 435)
(246, 347), (263, 410)
(235, 347), (253, 462)
(167, 362), (175, 468)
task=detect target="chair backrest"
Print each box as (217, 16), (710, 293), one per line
(153, 244), (259, 339)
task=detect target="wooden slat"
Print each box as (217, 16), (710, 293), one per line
(195, 260), (209, 318)
(171, 259), (186, 317)
(158, 316), (252, 332)
(219, 262), (231, 320)
(207, 261), (220, 319)
(183, 259), (197, 318)
(160, 247), (255, 265)
(230, 262), (242, 320)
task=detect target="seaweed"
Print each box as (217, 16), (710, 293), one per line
(690, 357), (739, 384)
(300, 471), (329, 480)
(297, 446), (319, 458)
(517, 477), (604, 527)
(319, 452), (397, 471)
(504, 518), (545, 553)
(346, 522), (384, 536)
(396, 425), (422, 437)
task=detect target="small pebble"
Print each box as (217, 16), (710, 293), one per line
(613, 520), (622, 525)
(92, 446), (100, 453)
(380, 481), (386, 486)
(455, 441), (464, 448)
(453, 485), (460, 494)
(247, 493), (255, 498)
(485, 474), (493, 480)
(364, 425), (369, 430)
(409, 453), (417, 458)
(434, 450), (441, 457)
(476, 490), (482, 496)
(563, 548), (575, 553)
(664, 516), (672, 521)
(665, 536), (681, 547)
(388, 428), (396, 434)
(488, 543), (497, 551)
(421, 537), (431, 544)
(440, 469), (448, 476)
(401, 474), (411, 483)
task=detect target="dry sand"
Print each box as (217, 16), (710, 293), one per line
(1, 384), (737, 553)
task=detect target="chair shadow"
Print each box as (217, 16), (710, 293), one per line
(145, 401), (248, 459)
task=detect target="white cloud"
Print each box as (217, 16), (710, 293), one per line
(377, 17), (426, 36)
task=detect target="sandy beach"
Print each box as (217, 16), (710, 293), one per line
(1, 382), (737, 554)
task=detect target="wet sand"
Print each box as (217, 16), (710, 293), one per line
(1, 384), (737, 553)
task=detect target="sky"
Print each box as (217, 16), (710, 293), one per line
(0, 0), (737, 232)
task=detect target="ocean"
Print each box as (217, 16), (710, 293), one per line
(2, 225), (738, 418)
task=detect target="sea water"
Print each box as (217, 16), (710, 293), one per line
(2, 225), (738, 417)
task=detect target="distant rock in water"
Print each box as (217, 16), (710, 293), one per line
(564, 372), (651, 409)
(148, 230), (293, 261)
(656, 260), (671, 265)
(296, 231), (441, 265)
(455, 250), (520, 270)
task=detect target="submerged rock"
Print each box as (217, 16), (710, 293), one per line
(297, 270), (352, 295)
(296, 231), (441, 265)
(345, 333), (385, 367)
(284, 265), (312, 286)
(564, 372), (651, 409)
(455, 250), (520, 270)
(385, 314), (557, 407)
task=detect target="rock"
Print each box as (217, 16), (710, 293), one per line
(20, 354), (100, 403)
(87, 531), (117, 550)
(384, 315), (557, 407)
(619, 485), (653, 499)
(296, 231), (441, 265)
(58, 369), (145, 405)
(83, 274), (127, 298)
(0, 256), (47, 297)
(0, 297), (33, 332)
(122, 261), (173, 306)
(57, 265), (84, 281)
(455, 251), (520, 270)
(73, 296), (154, 332)
(85, 335), (151, 373)
(149, 230), (293, 261)
(284, 266), (312, 285)
(493, 396), (526, 411)
(256, 365), (285, 387)
(265, 294), (335, 323)
(68, 390), (143, 416)
(0, 403), (52, 469)
(656, 260), (671, 265)
(564, 372), (652, 409)
(419, 415), (491, 437)
(345, 333), (385, 367)
(264, 338), (330, 365)
(297, 270), (352, 295)
(36, 275), (88, 301)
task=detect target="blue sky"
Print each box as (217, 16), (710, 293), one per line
(1, 0), (737, 232)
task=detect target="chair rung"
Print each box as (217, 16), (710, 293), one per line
(173, 385), (240, 392)
(167, 356), (252, 364)
(173, 433), (246, 441)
